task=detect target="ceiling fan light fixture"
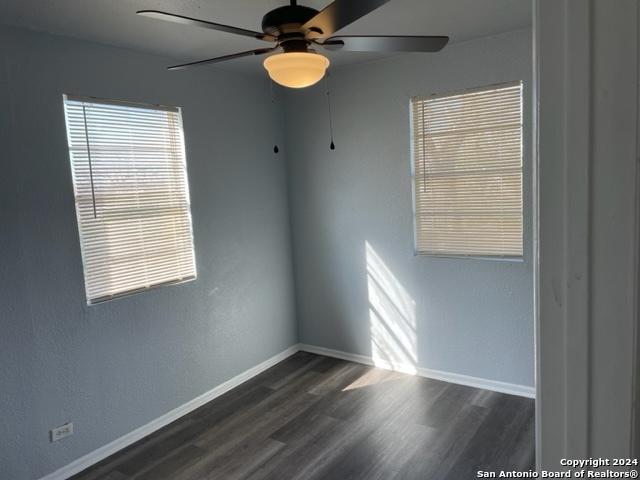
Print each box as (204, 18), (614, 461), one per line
(263, 51), (330, 89)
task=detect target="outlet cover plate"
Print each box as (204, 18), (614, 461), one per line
(51, 422), (73, 442)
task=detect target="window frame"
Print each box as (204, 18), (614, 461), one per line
(63, 94), (197, 305)
(409, 80), (525, 261)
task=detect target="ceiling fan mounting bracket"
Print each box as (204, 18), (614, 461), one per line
(261, 5), (319, 37)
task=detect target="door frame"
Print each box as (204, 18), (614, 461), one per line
(533, 0), (640, 467)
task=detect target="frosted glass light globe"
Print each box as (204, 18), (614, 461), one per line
(263, 52), (330, 89)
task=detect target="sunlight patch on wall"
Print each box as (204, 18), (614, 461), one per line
(366, 241), (417, 374)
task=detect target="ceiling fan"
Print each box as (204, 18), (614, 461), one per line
(137, 0), (449, 88)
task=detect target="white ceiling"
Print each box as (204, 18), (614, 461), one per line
(0, 0), (531, 74)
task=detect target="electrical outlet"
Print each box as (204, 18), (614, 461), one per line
(50, 422), (73, 442)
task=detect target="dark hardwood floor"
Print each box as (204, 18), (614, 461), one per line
(72, 352), (535, 480)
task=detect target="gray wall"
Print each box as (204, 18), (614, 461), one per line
(0, 26), (296, 479)
(284, 29), (534, 387)
(0, 24), (536, 479)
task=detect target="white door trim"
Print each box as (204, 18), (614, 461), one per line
(534, 0), (639, 466)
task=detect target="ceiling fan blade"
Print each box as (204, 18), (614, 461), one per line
(168, 48), (277, 71)
(302, 0), (390, 39)
(137, 10), (276, 42)
(320, 35), (449, 52)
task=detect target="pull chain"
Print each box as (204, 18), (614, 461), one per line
(270, 79), (279, 154)
(325, 71), (335, 150)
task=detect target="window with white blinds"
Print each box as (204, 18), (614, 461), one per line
(411, 81), (523, 257)
(63, 95), (196, 304)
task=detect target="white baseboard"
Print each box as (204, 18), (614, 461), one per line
(298, 343), (535, 399)
(40, 345), (300, 480)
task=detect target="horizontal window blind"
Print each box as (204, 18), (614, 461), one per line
(411, 82), (523, 257)
(63, 95), (196, 304)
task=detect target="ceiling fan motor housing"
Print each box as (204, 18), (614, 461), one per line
(261, 5), (320, 52)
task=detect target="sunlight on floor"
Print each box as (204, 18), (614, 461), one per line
(366, 241), (417, 375)
(342, 367), (405, 391)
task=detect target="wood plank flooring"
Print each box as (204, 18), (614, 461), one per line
(71, 352), (535, 480)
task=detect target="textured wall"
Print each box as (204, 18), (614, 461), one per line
(284, 29), (534, 387)
(0, 26), (296, 479)
(0, 24), (536, 479)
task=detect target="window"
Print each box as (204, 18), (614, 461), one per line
(63, 95), (196, 304)
(411, 81), (523, 258)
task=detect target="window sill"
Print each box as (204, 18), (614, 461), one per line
(413, 252), (525, 263)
